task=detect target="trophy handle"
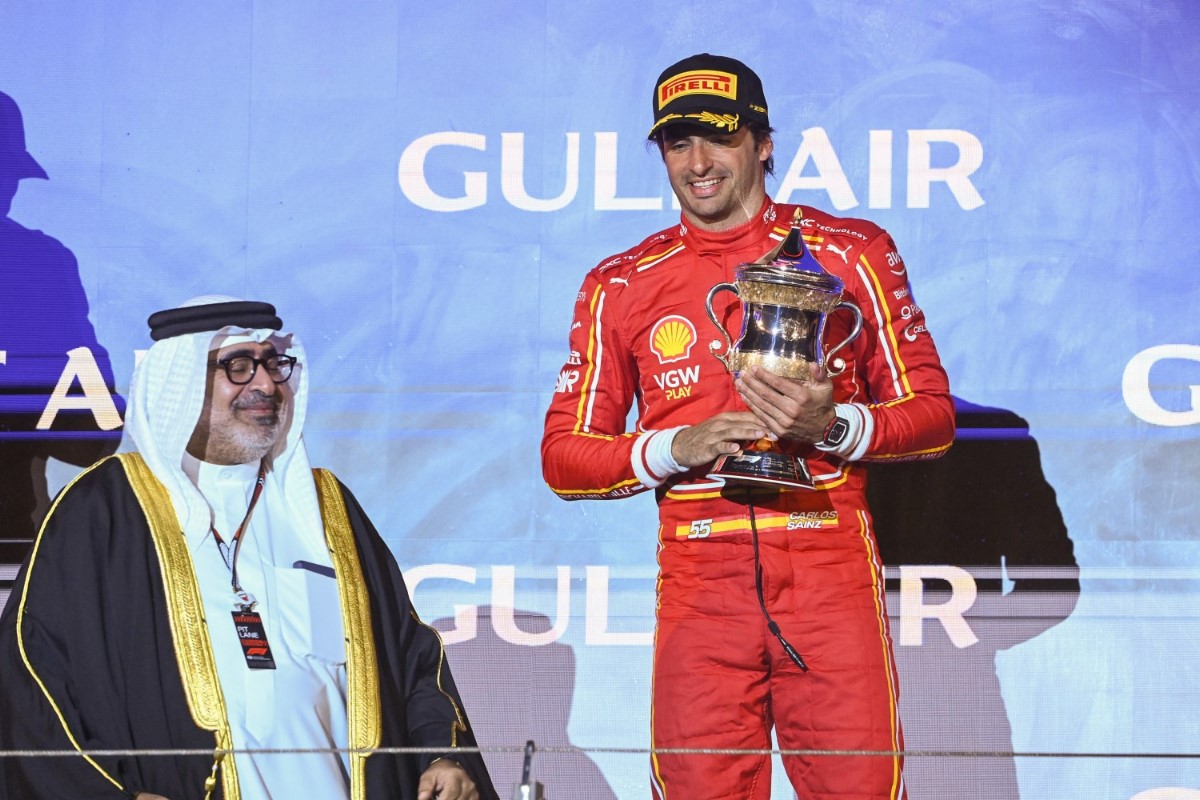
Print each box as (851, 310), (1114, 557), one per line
(705, 282), (739, 368)
(824, 301), (863, 376)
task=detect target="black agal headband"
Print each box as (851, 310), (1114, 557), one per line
(147, 301), (282, 341)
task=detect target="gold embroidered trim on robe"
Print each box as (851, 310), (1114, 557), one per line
(15, 457), (127, 793)
(313, 468), (381, 800)
(120, 452), (240, 800)
(410, 608), (467, 746)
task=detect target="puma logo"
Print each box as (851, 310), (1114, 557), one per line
(826, 242), (851, 264)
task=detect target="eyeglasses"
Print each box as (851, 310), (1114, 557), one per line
(209, 354), (298, 385)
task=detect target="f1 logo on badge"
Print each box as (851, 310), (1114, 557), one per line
(1122, 344), (1200, 426)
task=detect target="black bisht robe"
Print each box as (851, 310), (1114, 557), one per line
(0, 455), (499, 800)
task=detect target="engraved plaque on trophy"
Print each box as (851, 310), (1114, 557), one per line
(704, 221), (863, 489)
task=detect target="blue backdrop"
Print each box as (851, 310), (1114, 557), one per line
(2, 2), (1198, 798)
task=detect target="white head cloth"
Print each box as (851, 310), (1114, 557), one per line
(122, 295), (323, 544)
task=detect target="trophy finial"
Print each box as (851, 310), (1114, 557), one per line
(751, 220), (827, 276)
(771, 224), (825, 274)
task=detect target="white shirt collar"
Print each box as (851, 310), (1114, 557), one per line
(182, 451), (263, 489)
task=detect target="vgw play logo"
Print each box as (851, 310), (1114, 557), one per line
(398, 128), (985, 212)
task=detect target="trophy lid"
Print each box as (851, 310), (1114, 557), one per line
(737, 223), (845, 295)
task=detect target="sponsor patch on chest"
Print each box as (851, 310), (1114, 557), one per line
(653, 364), (701, 400)
(649, 315), (697, 364)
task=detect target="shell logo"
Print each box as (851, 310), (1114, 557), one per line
(649, 315), (697, 364)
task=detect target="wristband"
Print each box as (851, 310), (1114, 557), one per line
(631, 426), (688, 487)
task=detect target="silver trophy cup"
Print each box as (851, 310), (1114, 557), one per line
(704, 223), (863, 489)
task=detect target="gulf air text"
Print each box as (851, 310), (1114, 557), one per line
(398, 128), (985, 213)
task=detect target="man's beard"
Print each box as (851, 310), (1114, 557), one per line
(220, 392), (285, 463)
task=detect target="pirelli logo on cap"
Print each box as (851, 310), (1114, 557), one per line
(658, 69), (738, 110)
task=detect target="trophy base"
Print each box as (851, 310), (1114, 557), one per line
(708, 451), (815, 490)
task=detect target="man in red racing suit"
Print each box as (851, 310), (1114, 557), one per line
(542, 54), (954, 800)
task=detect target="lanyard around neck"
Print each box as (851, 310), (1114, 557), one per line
(210, 463), (267, 598)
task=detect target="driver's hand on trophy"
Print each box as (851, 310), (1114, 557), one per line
(736, 365), (836, 443)
(671, 411), (767, 468)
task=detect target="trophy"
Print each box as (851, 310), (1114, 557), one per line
(704, 221), (863, 489)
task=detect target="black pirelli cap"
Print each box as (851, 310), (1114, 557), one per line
(648, 53), (769, 138)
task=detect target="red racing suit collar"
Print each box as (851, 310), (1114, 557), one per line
(678, 197), (781, 258)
